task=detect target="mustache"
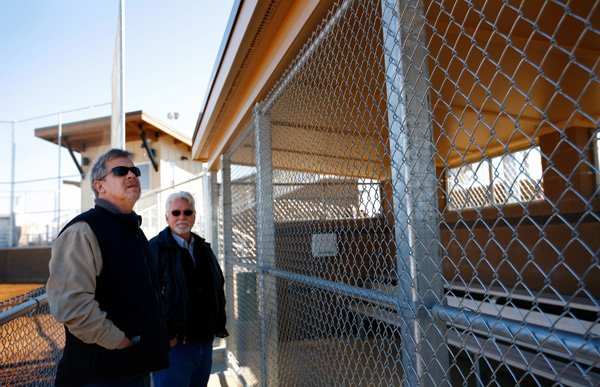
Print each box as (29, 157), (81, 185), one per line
(125, 181), (140, 188)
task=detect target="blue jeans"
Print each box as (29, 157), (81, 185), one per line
(152, 340), (214, 387)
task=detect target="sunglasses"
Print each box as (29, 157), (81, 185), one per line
(171, 210), (194, 217)
(102, 166), (141, 179)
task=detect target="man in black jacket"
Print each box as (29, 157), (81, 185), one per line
(149, 191), (228, 387)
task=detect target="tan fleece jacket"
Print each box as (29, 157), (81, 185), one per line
(46, 221), (125, 349)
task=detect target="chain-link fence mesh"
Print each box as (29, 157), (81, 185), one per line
(222, 131), (260, 385)
(222, 0), (599, 385)
(3, 0), (596, 385)
(0, 286), (46, 313)
(0, 287), (64, 386)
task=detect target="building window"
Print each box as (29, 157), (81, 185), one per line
(358, 178), (381, 218)
(446, 147), (544, 210)
(137, 163), (151, 192)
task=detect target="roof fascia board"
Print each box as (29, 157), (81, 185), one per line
(195, 1), (328, 170)
(192, 0), (262, 160)
(193, 0), (242, 141)
(140, 112), (191, 146)
(35, 110), (191, 148)
(206, 1), (327, 171)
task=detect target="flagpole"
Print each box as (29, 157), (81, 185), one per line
(57, 113), (62, 236)
(120, 0), (125, 147)
(111, 0), (125, 149)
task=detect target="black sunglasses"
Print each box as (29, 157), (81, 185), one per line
(102, 166), (141, 179)
(171, 209), (194, 217)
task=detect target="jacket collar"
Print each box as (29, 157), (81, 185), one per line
(156, 226), (206, 247)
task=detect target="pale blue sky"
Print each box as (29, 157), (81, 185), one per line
(0, 0), (234, 224)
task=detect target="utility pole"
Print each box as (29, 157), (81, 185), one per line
(9, 121), (16, 247)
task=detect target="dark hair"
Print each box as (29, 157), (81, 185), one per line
(90, 148), (134, 198)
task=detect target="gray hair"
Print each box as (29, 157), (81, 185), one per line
(165, 191), (196, 213)
(90, 148), (134, 198)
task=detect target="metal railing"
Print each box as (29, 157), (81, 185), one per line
(0, 287), (64, 386)
(221, 0), (600, 386)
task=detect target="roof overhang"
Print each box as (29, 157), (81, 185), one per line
(192, 0), (335, 171)
(35, 110), (191, 153)
(193, 0), (599, 173)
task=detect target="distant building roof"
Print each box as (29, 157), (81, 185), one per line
(35, 110), (191, 153)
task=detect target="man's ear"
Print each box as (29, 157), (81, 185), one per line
(93, 180), (105, 196)
(165, 213), (169, 223)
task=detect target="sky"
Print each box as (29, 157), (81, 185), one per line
(0, 0), (235, 230)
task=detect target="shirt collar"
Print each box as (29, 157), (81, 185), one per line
(95, 198), (142, 227)
(95, 198), (124, 213)
(171, 232), (194, 250)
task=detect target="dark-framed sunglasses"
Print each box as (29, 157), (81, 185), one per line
(171, 210), (194, 217)
(102, 166), (141, 179)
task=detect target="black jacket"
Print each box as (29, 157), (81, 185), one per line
(56, 205), (169, 386)
(149, 227), (228, 341)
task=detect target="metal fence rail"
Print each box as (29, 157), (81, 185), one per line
(223, 0), (599, 386)
(0, 287), (64, 386)
(0, 286), (47, 313)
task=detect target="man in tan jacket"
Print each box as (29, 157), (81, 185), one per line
(47, 148), (168, 386)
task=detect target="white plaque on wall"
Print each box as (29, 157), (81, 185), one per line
(311, 233), (338, 257)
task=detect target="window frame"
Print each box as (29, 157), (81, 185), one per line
(136, 162), (152, 193)
(445, 146), (544, 211)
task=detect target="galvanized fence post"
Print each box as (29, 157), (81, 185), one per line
(254, 103), (279, 386)
(380, 0), (448, 385)
(221, 155), (233, 261)
(203, 171), (219, 250)
(220, 153), (234, 362)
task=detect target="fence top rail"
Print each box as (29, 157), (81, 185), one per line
(0, 293), (48, 325)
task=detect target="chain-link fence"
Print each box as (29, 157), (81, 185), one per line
(0, 287), (64, 386)
(1, 0), (597, 385)
(222, 0), (599, 385)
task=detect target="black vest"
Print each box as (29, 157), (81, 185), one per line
(55, 206), (168, 386)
